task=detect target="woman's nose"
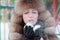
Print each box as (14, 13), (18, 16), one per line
(29, 13), (33, 18)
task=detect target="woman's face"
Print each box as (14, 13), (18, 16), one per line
(23, 9), (38, 25)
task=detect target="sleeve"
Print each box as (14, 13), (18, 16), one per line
(39, 10), (56, 35)
(9, 14), (26, 40)
(44, 17), (56, 35)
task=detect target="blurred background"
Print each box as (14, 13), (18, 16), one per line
(0, 0), (15, 40)
(0, 0), (60, 40)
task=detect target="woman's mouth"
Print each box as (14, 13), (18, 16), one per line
(29, 20), (33, 22)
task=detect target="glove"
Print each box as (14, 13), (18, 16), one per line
(33, 25), (45, 37)
(24, 23), (35, 39)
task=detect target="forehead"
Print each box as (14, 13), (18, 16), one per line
(24, 9), (38, 12)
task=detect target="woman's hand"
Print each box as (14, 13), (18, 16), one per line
(24, 23), (35, 39)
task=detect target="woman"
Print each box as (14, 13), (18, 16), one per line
(55, 12), (60, 40)
(9, 0), (58, 40)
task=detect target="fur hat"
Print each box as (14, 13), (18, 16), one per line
(14, 0), (46, 15)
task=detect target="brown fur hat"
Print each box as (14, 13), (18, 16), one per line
(14, 0), (46, 15)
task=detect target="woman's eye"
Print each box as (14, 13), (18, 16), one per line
(33, 12), (37, 14)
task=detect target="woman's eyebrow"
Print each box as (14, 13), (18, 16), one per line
(23, 10), (29, 13)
